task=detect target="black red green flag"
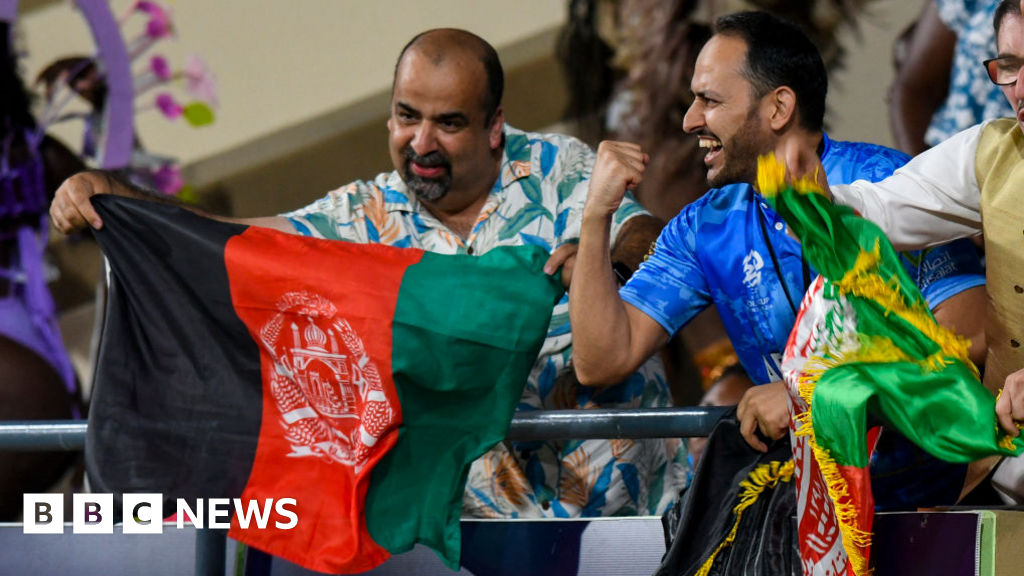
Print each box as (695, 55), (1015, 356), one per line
(85, 195), (563, 573)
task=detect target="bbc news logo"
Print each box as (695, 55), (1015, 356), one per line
(23, 494), (298, 534)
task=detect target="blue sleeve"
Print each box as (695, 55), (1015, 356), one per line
(902, 239), (986, 308)
(619, 206), (711, 336)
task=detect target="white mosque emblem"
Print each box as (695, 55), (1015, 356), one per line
(258, 291), (394, 472)
(743, 249), (764, 287)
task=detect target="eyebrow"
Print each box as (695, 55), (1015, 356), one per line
(692, 89), (722, 101)
(396, 102), (419, 116)
(436, 112), (469, 124)
(395, 102), (469, 124)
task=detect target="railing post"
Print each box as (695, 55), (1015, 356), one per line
(195, 527), (227, 576)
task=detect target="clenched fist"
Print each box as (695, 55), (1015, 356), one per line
(583, 141), (649, 220)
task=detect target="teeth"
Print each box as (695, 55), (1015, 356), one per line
(698, 139), (722, 149)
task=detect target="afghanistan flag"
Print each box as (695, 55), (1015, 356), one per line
(754, 155), (1024, 576)
(85, 195), (563, 573)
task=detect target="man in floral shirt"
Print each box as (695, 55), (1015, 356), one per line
(284, 29), (687, 518)
(51, 28), (687, 518)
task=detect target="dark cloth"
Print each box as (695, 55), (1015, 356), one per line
(657, 409), (798, 576)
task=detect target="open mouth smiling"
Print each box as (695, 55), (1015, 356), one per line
(698, 136), (723, 165)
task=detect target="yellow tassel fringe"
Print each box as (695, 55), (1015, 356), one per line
(837, 242), (977, 379)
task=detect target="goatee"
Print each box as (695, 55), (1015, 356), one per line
(403, 147), (452, 201)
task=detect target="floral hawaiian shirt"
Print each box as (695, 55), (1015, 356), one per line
(926, 0), (1014, 146)
(284, 125), (688, 518)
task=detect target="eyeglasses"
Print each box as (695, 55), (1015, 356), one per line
(984, 56), (1024, 85)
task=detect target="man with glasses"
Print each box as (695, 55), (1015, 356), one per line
(778, 0), (1024, 437)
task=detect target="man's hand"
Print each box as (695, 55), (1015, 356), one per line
(773, 130), (830, 198)
(544, 243), (578, 289)
(49, 171), (114, 233)
(736, 381), (790, 452)
(996, 368), (1024, 437)
(583, 141), (648, 220)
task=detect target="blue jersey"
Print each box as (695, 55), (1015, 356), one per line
(621, 134), (985, 385)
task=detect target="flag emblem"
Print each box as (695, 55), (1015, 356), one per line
(260, 291), (394, 471)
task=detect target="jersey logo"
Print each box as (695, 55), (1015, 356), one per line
(743, 249), (764, 287)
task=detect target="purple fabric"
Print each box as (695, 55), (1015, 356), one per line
(0, 132), (47, 224)
(0, 223), (77, 397)
(0, 131), (78, 408)
(77, 0), (133, 169)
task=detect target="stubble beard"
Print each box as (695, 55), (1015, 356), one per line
(706, 108), (773, 189)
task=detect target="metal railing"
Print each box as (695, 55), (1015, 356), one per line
(1, 407), (729, 576)
(0, 407), (729, 452)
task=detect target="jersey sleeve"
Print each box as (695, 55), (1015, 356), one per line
(619, 206), (710, 336)
(907, 239), (986, 309)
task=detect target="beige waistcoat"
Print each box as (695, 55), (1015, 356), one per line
(975, 118), (1024, 392)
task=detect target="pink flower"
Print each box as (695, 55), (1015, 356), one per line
(134, 1), (162, 15)
(135, 1), (173, 39)
(151, 164), (183, 195)
(146, 17), (171, 39)
(183, 55), (218, 107)
(150, 55), (172, 81)
(155, 92), (183, 119)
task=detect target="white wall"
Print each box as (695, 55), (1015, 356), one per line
(824, 0), (926, 148)
(18, 1), (566, 176)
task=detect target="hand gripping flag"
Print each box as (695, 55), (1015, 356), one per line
(757, 155), (1024, 576)
(85, 196), (564, 573)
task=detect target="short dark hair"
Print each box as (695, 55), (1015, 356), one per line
(394, 29), (504, 124)
(714, 11), (828, 132)
(994, 1), (1021, 38)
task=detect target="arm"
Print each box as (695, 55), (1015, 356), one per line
(932, 285), (987, 367)
(49, 170), (296, 235)
(889, 1), (955, 155)
(570, 142), (672, 386)
(832, 123), (984, 250)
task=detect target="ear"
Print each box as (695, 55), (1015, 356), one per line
(766, 86), (797, 131)
(488, 106), (505, 150)
(386, 115), (394, 133)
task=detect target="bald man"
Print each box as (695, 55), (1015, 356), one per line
(50, 28), (685, 519)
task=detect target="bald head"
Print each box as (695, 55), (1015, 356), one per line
(394, 28), (504, 123)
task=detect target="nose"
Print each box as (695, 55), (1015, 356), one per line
(410, 123), (438, 156)
(682, 101), (703, 134)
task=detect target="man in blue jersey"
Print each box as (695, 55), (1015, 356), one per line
(570, 10), (988, 509)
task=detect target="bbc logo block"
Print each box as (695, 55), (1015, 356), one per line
(23, 493), (162, 534)
(22, 494), (298, 533)
(22, 494), (64, 534)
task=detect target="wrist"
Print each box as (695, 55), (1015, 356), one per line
(582, 204), (615, 226)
